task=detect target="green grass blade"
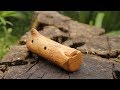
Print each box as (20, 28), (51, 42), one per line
(95, 12), (105, 28)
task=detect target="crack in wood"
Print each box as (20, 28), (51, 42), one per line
(81, 50), (119, 59)
(37, 23), (49, 31)
(52, 36), (69, 44)
(112, 63), (120, 79)
(58, 27), (68, 33)
(0, 60), (28, 66)
(40, 72), (46, 79)
(96, 51), (119, 59)
(113, 70), (120, 79)
(26, 69), (38, 79)
(17, 60), (39, 79)
(0, 60), (28, 74)
(70, 42), (85, 49)
(0, 65), (8, 73)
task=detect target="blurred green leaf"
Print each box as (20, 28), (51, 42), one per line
(0, 11), (25, 19)
(6, 21), (13, 26)
(89, 20), (94, 26)
(7, 28), (13, 33)
(0, 16), (6, 25)
(95, 12), (105, 28)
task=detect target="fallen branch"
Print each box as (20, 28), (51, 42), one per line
(26, 28), (83, 72)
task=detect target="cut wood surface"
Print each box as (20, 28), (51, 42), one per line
(0, 11), (120, 79)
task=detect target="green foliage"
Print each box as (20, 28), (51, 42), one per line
(60, 11), (91, 23)
(10, 11), (33, 38)
(106, 30), (120, 36)
(0, 11), (33, 60)
(0, 33), (17, 60)
(102, 11), (120, 32)
(60, 11), (120, 34)
(0, 11), (24, 18)
(94, 12), (105, 28)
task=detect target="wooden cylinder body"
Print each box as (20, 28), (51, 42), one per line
(26, 28), (82, 72)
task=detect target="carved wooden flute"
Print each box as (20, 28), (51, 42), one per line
(26, 28), (82, 72)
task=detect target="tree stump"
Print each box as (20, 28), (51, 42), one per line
(0, 11), (120, 79)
